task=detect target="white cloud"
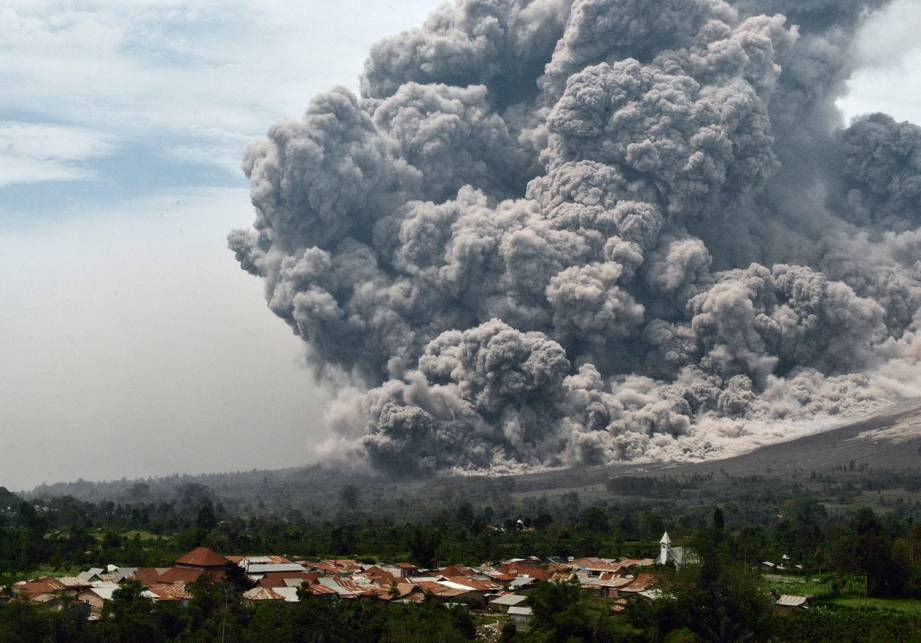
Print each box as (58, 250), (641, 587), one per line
(838, 0), (921, 125)
(0, 122), (116, 187)
(0, 1), (440, 180)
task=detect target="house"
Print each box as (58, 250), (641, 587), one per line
(389, 583), (426, 603)
(243, 586), (285, 602)
(508, 606), (533, 624)
(159, 547), (230, 583)
(618, 573), (658, 594)
(228, 555), (292, 569)
(77, 568), (105, 584)
(619, 558), (656, 568)
(75, 589), (107, 619)
(488, 593), (528, 612)
(13, 577), (84, 610)
(245, 563), (308, 575)
(775, 595), (810, 615)
(76, 582), (159, 620)
(146, 582), (192, 603)
(577, 572), (634, 597)
(438, 564), (477, 577)
(395, 563), (419, 576)
(174, 547), (230, 573)
(302, 559), (363, 576)
(508, 576), (536, 591)
(571, 558), (624, 577)
(415, 580), (486, 607)
(134, 567), (170, 585)
(256, 571), (318, 588)
(440, 575), (500, 592)
(498, 563), (553, 582)
(314, 576), (380, 599)
(301, 582), (339, 599)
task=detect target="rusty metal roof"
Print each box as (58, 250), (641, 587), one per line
(619, 573), (657, 593)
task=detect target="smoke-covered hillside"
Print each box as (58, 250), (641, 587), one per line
(27, 401), (921, 519)
(229, 0), (921, 475)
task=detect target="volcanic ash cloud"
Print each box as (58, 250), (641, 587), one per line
(230, 0), (921, 475)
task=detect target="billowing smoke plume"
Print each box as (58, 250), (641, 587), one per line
(230, 0), (921, 475)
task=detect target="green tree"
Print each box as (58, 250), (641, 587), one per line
(197, 502), (218, 531)
(408, 526), (441, 568)
(94, 580), (163, 643)
(851, 508), (907, 597)
(528, 580), (641, 642)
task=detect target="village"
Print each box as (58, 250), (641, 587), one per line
(3, 532), (812, 630)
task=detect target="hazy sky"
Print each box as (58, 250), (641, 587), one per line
(1, 0), (919, 490)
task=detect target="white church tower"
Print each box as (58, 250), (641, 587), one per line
(658, 531), (672, 565)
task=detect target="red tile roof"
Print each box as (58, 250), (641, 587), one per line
(158, 567), (205, 584)
(134, 568), (166, 586)
(175, 547), (229, 568)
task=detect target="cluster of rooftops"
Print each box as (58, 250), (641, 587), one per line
(7, 545), (667, 621)
(7, 533), (811, 620)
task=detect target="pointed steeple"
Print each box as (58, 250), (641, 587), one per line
(660, 531), (671, 545)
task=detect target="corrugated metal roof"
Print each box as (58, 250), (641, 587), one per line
(619, 573), (657, 593)
(578, 572), (634, 589)
(776, 595), (809, 607)
(441, 576), (499, 592)
(77, 569), (104, 583)
(416, 581), (476, 598)
(305, 583), (338, 596)
(244, 587), (284, 601)
(509, 576), (536, 589)
(147, 582), (192, 601)
(245, 563), (307, 574)
(436, 580), (482, 592)
(489, 594), (527, 606)
(273, 587), (301, 602)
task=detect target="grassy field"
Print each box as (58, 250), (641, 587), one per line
(831, 597), (921, 615)
(761, 573), (865, 599)
(91, 529), (167, 542)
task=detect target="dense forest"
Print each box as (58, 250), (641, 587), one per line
(5, 463), (921, 642)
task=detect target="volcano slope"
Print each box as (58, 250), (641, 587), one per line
(27, 402), (921, 518)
